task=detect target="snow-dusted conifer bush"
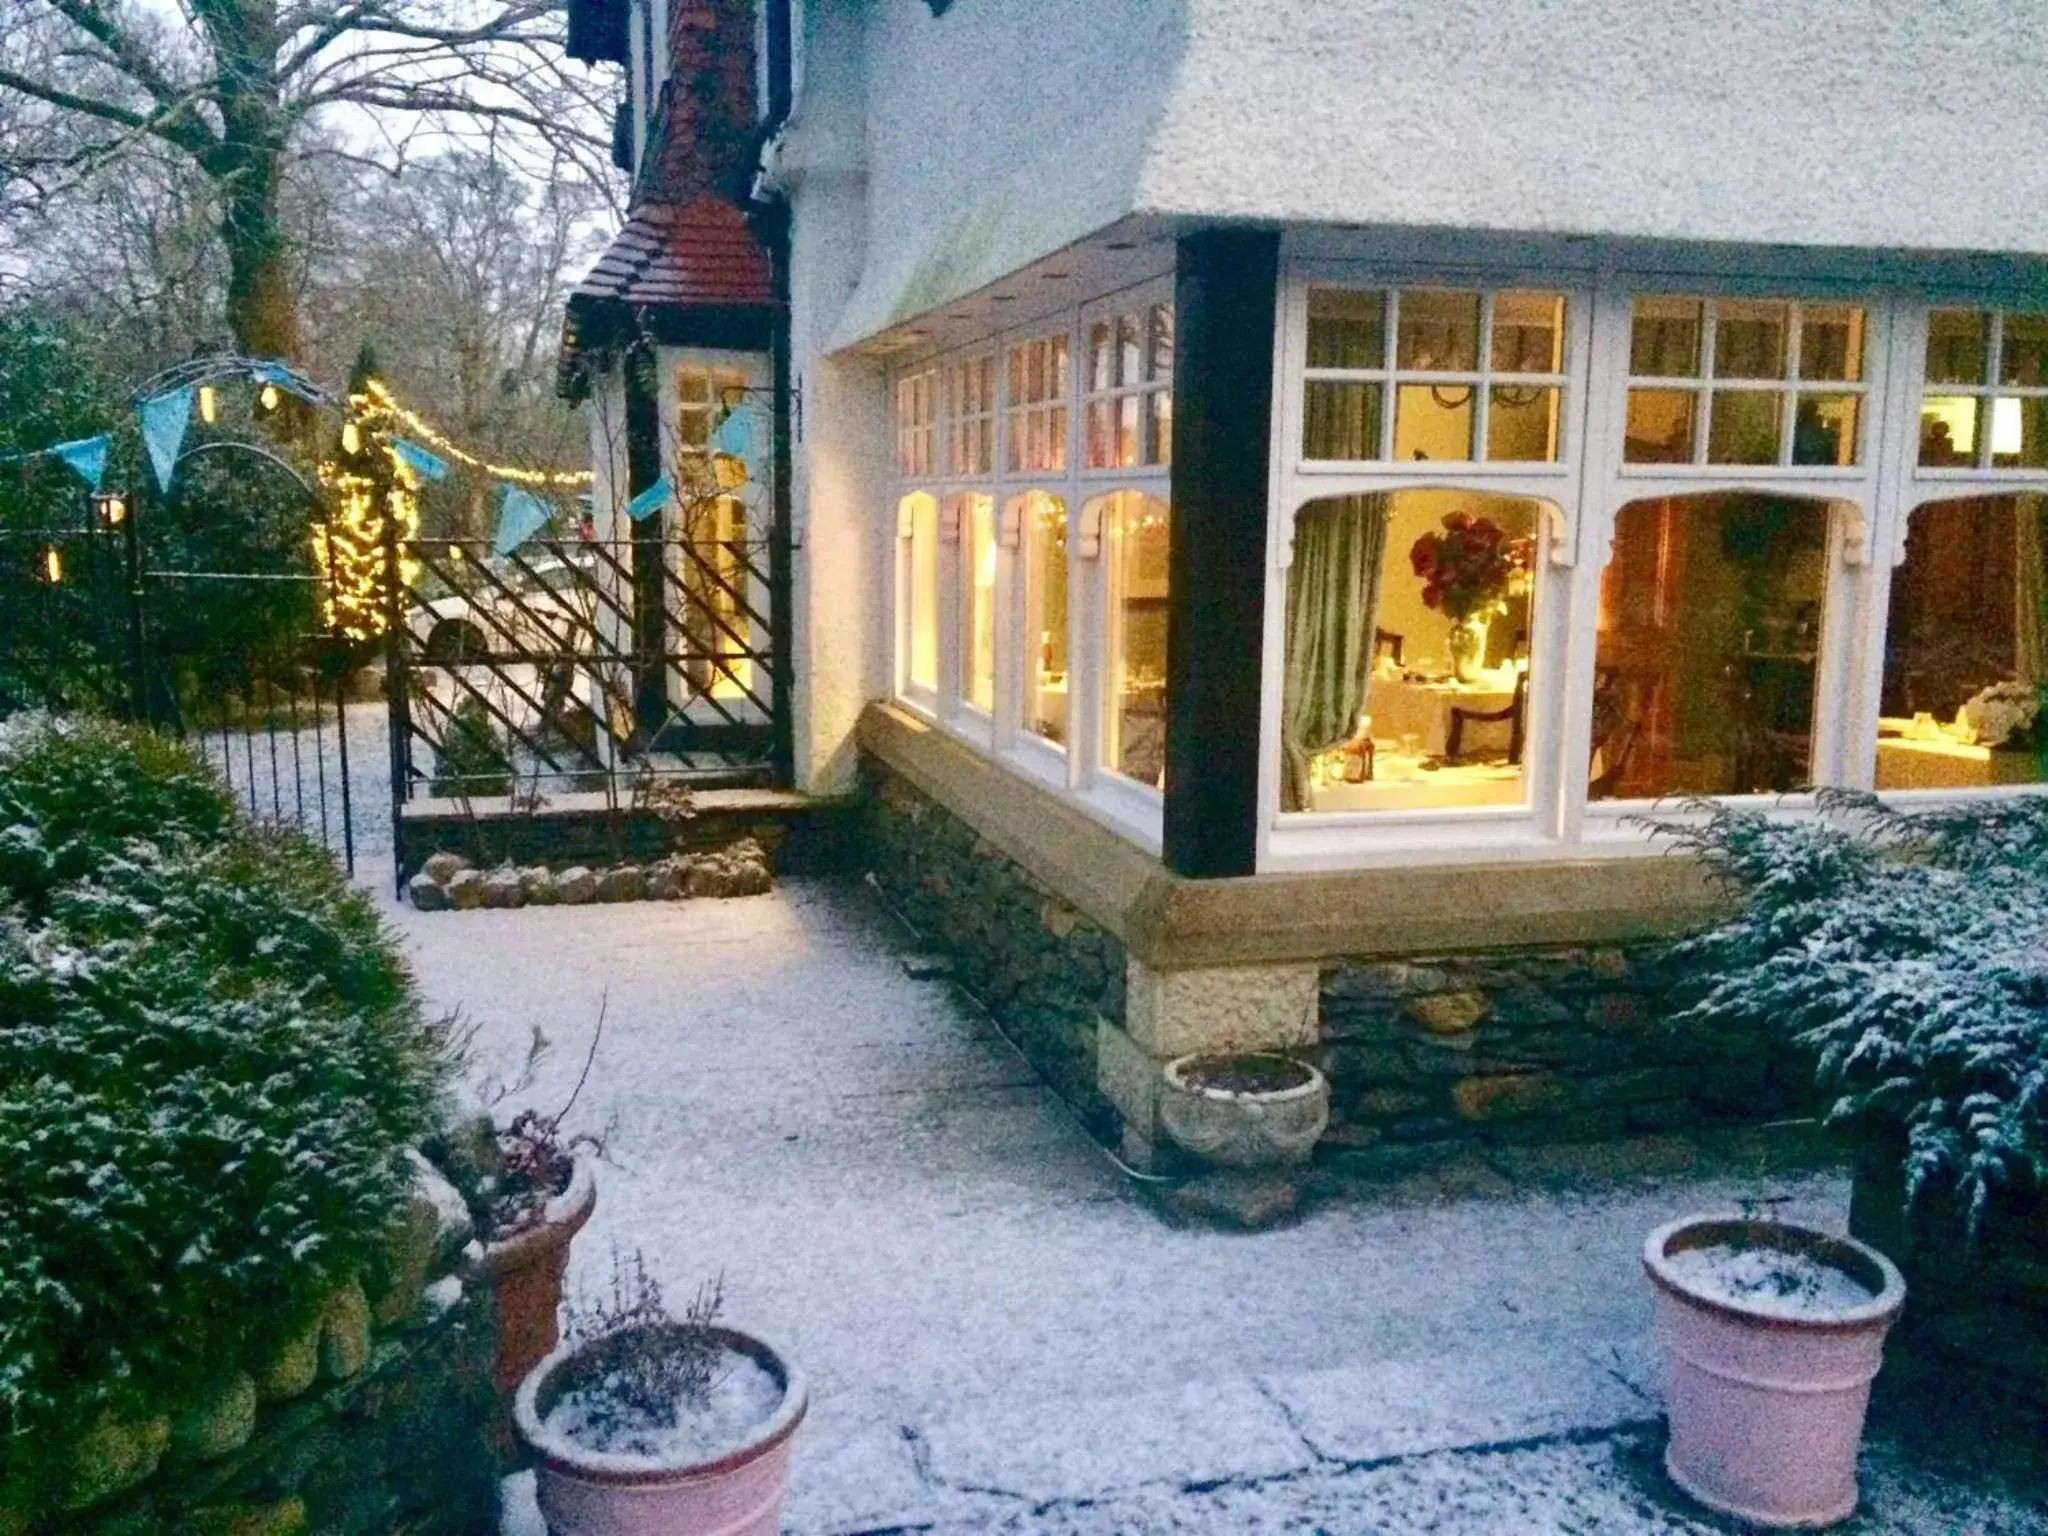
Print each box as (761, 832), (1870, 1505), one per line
(1658, 791), (2048, 1238)
(0, 719), (449, 1501)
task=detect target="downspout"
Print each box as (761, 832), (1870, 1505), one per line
(740, 0), (797, 788)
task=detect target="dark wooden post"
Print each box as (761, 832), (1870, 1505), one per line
(1162, 228), (1281, 879)
(624, 340), (667, 740)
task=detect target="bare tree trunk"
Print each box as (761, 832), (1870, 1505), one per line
(221, 154), (299, 359)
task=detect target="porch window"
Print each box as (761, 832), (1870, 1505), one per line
(898, 492), (939, 695)
(1624, 298), (1868, 468)
(1281, 491), (1543, 813)
(957, 492), (997, 713)
(1876, 494), (2048, 790)
(945, 355), (995, 478)
(1302, 287), (1569, 464)
(1094, 491), (1169, 787)
(1919, 309), (2048, 470)
(1591, 493), (1837, 800)
(673, 363), (756, 702)
(1084, 304), (1173, 469)
(895, 369), (936, 477)
(1006, 334), (1069, 474)
(1016, 491), (1070, 748)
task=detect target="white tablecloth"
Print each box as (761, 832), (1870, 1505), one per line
(1365, 674), (1518, 757)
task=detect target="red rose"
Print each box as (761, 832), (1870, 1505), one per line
(1443, 511), (1471, 532)
(1410, 535), (1435, 576)
(1422, 583), (1443, 609)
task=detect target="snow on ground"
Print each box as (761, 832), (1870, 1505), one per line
(194, 700), (392, 885)
(388, 881), (2047, 1535)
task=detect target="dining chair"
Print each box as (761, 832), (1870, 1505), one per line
(1445, 671), (1528, 764)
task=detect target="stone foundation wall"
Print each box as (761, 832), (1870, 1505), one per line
(1316, 950), (1807, 1169)
(861, 760), (1125, 1127)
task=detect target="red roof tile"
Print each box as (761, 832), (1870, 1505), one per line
(569, 197), (774, 311)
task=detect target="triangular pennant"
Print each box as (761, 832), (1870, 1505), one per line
(623, 474), (671, 522)
(137, 386), (194, 493)
(251, 360), (321, 403)
(393, 437), (449, 483)
(49, 436), (110, 491)
(711, 400), (769, 466)
(493, 484), (554, 557)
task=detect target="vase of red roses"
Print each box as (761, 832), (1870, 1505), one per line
(1409, 512), (1534, 682)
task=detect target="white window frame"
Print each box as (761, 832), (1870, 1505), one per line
(1261, 237), (2046, 874)
(885, 273), (1173, 853)
(1080, 281), (1175, 475)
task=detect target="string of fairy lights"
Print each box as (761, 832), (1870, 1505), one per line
(9, 356), (589, 644)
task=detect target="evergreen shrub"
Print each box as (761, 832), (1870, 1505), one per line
(0, 718), (448, 1501)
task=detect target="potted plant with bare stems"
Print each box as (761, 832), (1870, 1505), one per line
(515, 1250), (806, 1536)
(435, 1006), (607, 1450)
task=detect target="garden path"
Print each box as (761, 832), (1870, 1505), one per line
(388, 881), (2045, 1535)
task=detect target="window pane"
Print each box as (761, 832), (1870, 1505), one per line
(1117, 313), (1142, 389)
(1487, 386), (1562, 462)
(678, 371), (711, 403)
(1592, 493), (1831, 799)
(1303, 381), (1383, 460)
(1022, 493), (1069, 747)
(1117, 394), (1140, 468)
(1491, 292), (1566, 374)
(1925, 309), (1990, 386)
(1306, 288), (1386, 369)
(1397, 290), (1481, 372)
(1714, 300), (1789, 380)
(964, 494), (996, 712)
(1148, 305), (1175, 383)
(1100, 493), (1170, 787)
(1147, 389), (1173, 467)
(1624, 389), (1697, 463)
(1048, 405), (1068, 471)
(1792, 394), (1860, 467)
(1281, 491), (1540, 813)
(1877, 494), (2047, 792)
(1799, 305), (1866, 382)
(1087, 322), (1113, 392)
(2000, 312), (2048, 388)
(906, 495), (939, 692)
(1991, 396), (2048, 469)
(1394, 382), (1475, 462)
(1630, 298), (1703, 377)
(1706, 390), (1784, 464)
(1085, 400), (1113, 470)
(1919, 396), (1983, 467)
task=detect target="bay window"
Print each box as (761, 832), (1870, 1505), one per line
(958, 492), (997, 715)
(1017, 491), (1070, 749)
(1095, 491), (1169, 787)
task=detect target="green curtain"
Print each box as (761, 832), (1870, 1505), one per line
(1281, 495), (1389, 810)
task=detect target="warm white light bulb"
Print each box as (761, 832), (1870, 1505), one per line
(342, 422), (361, 454)
(198, 384), (218, 424)
(44, 547), (62, 583)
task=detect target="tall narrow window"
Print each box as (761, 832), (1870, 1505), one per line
(1017, 492), (1069, 748)
(1279, 492), (1542, 813)
(674, 364), (755, 701)
(1084, 304), (1173, 469)
(1877, 494), (2048, 790)
(1591, 493), (1841, 799)
(1006, 335), (1069, 474)
(1303, 288), (1568, 464)
(1094, 491), (1170, 787)
(899, 492), (939, 695)
(1624, 297), (1867, 467)
(957, 492), (997, 712)
(1919, 309), (2048, 470)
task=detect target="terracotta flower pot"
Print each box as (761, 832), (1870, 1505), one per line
(1159, 1052), (1329, 1168)
(514, 1325), (807, 1536)
(1643, 1215), (1906, 1529)
(474, 1153), (597, 1433)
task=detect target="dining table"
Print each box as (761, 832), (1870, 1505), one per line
(1363, 666), (1522, 758)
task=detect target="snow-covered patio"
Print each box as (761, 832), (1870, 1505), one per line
(389, 879), (2046, 1535)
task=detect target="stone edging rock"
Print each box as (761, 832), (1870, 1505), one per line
(406, 840), (773, 911)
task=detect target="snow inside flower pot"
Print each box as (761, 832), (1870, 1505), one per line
(1159, 1053), (1329, 1168)
(513, 1322), (807, 1536)
(472, 1151), (597, 1425)
(1642, 1215), (1906, 1530)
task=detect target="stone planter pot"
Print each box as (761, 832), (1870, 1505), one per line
(1643, 1215), (1905, 1529)
(472, 1152), (597, 1444)
(514, 1324), (806, 1536)
(1159, 1053), (1329, 1168)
